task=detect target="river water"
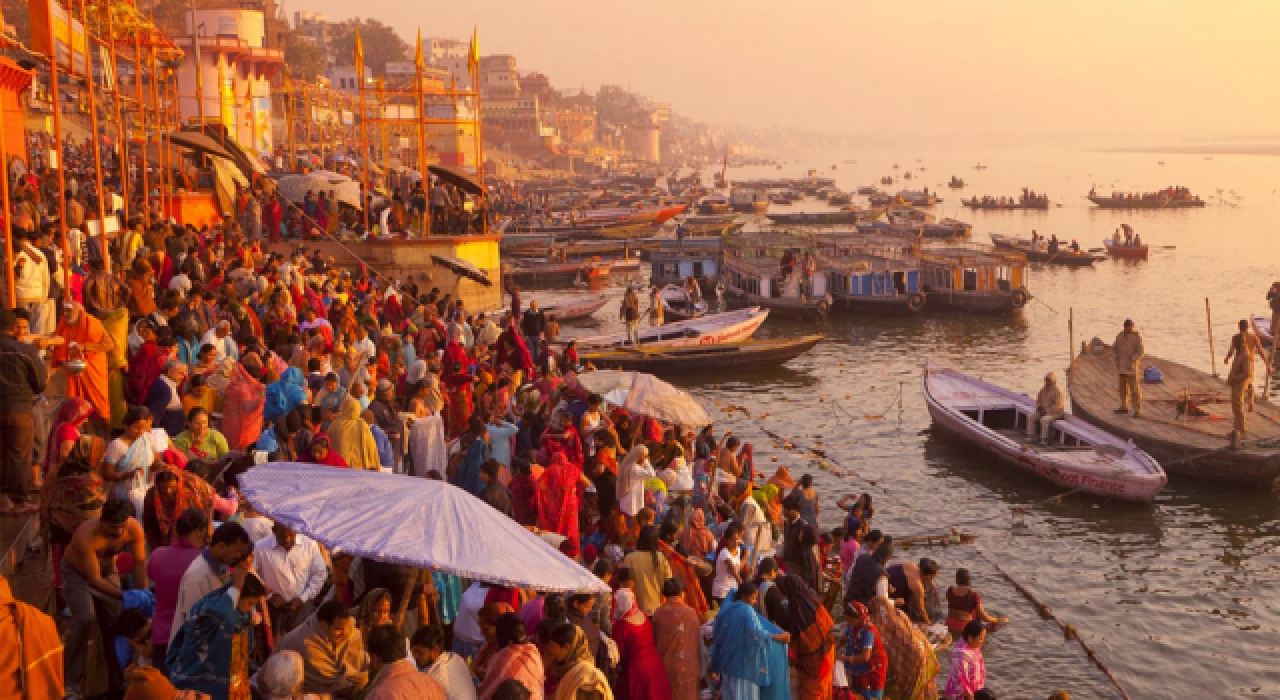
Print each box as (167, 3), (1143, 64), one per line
(547, 146), (1280, 698)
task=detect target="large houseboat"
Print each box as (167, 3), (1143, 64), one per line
(915, 241), (1031, 313)
(812, 235), (927, 313)
(650, 247), (722, 295)
(720, 233), (832, 317)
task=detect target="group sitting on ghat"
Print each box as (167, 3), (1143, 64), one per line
(0, 213), (1080, 700)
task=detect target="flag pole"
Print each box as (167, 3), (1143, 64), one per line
(80, 0), (109, 269)
(355, 29), (370, 233)
(414, 28), (429, 235)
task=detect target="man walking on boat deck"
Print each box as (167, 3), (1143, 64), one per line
(1028, 372), (1065, 444)
(1225, 319), (1266, 449)
(1115, 319), (1145, 417)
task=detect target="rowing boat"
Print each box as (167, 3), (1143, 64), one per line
(1068, 339), (1280, 486)
(582, 335), (823, 373)
(658, 285), (709, 321)
(923, 367), (1166, 500)
(538, 295), (608, 322)
(1251, 315), (1273, 345)
(1101, 239), (1149, 260)
(567, 308), (770, 349)
(990, 234), (1102, 266)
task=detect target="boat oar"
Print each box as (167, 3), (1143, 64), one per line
(1087, 247), (1106, 253)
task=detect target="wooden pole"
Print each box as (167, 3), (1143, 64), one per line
(359, 79), (371, 233)
(0, 59), (15, 305)
(79, 0), (108, 273)
(1068, 307), (1074, 371)
(149, 47), (167, 220)
(105, 4), (127, 247)
(1206, 298), (1218, 377)
(45, 4), (72, 286)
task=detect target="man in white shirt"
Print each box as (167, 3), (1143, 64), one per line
(253, 522), (329, 637)
(411, 624), (477, 700)
(169, 522), (254, 643)
(14, 230), (53, 336)
(200, 320), (240, 363)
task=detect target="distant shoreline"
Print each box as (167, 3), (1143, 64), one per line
(1094, 143), (1280, 157)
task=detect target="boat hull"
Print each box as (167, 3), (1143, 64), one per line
(920, 286), (1027, 313)
(582, 335), (822, 373)
(830, 294), (924, 314)
(923, 369), (1166, 501)
(540, 295), (608, 322)
(1088, 195), (1205, 209)
(990, 235), (1100, 266)
(570, 308), (770, 349)
(1102, 241), (1149, 260)
(724, 288), (830, 317)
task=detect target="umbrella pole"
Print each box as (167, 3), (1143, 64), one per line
(395, 567), (421, 627)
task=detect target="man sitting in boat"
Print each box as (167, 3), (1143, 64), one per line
(1047, 235), (1060, 255)
(1113, 229), (1122, 246)
(1069, 239), (1081, 253)
(1027, 372), (1065, 445)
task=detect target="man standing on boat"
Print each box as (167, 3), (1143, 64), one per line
(1114, 319), (1145, 418)
(620, 286), (641, 345)
(1225, 319), (1266, 449)
(1267, 282), (1280, 362)
(1028, 372), (1065, 444)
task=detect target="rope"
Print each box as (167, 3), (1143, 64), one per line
(974, 547), (1134, 700)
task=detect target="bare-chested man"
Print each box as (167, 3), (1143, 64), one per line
(63, 498), (148, 696)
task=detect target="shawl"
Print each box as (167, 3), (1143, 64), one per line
(408, 413), (447, 478)
(366, 659), (446, 700)
(127, 341), (167, 404)
(709, 600), (775, 688)
(478, 642), (545, 700)
(264, 367), (308, 422)
(166, 583), (254, 699)
(616, 446), (648, 509)
(869, 596), (939, 700)
(775, 574), (834, 677)
(147, 467), (216, 548)
(677, 509), (716, 560)
(767, 467), (796, 492)
(307, 434), (349, 468)
(276, 610), (368, 695)
(740, 497), (775, 560)
(547, 625), (594, 681)
(442, 340), (469, 376)
(656, 540), (709, 618)
(44, 397), (94, 474)
(451, 437), (489, 496)
(422, 375), (445, 414)
(944, 639), (985, 700)
(541, 424), (583, 469)
(53, 310), (111, 423)
(221, 361), (265, 451)
(495, 328), (534, 375)
(534, 453), (581, 543)
(0, 577), (64, 700)
(651, 600), (701, 700)
(39, 435), (107, 537)
(328, 397), (381, 470)
(552, 661), (612, 700)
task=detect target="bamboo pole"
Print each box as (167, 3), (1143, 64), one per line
(1068, 307), (1074, 371)
(1206, 298), (1218, 377)
(0, 59), (14, 305)
(105, 3), (127, 246)
(45, 3), (72, 288)
(134, 34), (149, 226)
(149, 46), (167, 219)
(78, 0), (108, 275)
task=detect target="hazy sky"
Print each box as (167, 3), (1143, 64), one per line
(294, 0), (1280, 142)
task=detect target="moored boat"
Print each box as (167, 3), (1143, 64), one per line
(1101, 239), (1149, 260)
(1069, 339), (1280, 486)
(721, 233), (832, 318)
(537, 294), (609, 322)
(582, 335), (823, 373)
(916, 241), (1031, 313)
(697, 195), (731, 215)
(924, 367), (1166, 501)
(658, 285), (709, 321)
(827, 191), (853, 206)
(990, 234), (1103, 266)
(567, 308), (770, 349)
(503, 258), (641, 287)
(1251, 315), (1273, 346)
(766, 210), (879, 226)
(814, 235), (927, 314)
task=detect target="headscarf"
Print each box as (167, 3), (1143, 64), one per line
(221, 357), (266, 450)
(44, 397), (94, 474)
(611, 588), (644, 625)
(678, 508), (716, 559)
(307, 433), (348, 467)
(149, 466), (216, 547)
(547, 624), (593, 680)
(616, 445), (649, 505)
(264, 367), (307, 422)
(328, 397), (381, 470)
(39, 434), (107, 537)
(535, 453), (582, 543)
(356, 588), (391, 639)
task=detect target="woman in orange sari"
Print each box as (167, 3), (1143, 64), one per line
(221, 354), (266, 450)
(52, 302), (114, 425)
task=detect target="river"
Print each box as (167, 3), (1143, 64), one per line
(544, 145), (1280, 697)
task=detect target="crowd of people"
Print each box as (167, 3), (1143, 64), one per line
(0, 169), (1092, 699)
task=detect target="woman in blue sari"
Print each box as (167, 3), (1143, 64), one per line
(264, 367), (308, 422)
(710, 582), (792, 700)
(166, 570), (268, 700)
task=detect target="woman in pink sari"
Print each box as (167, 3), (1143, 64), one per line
(535, 453), (584, 543)
(611, 588), (672, 700)
(221, 355), (266, 450)
(478, 612), (546, 700)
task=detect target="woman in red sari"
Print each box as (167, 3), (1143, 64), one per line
(44, 398), (94, 476)
(306, 433), (349, 468)
(535, 453), (583, 544)
(611, 588), (672, 700)
(540, 412), (583, 468)
(443, 369), (475, 439)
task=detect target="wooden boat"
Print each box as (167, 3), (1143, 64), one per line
(1102, 239), (1149, 260)
(503, 258), (641, 286)
(916, 241), (1031, 313)
(697, 195), (731, 215)
(827, 192), (853, 206)
(948, 177), (965, 189)
(582, 335), (823, 373)
(990, 234), (1103, 266)
(963, 195), (1049, 210)
(856, 185), (880, 196)
(814, 235), (927, 314)
(766, 210), (875, 226)
(721, 233), (832, 318)
(1068, 340), (1280, 486)
(568, 308), (770, 349)
(1087, 193), (1205, 209)
(1250, 315), (1273, 346)
(658, 285), (709, 321)
(924, 367), (1166, 500)
(537, 294), (608, 322)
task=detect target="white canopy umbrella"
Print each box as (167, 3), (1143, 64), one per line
(577, 370), (711, 427)
(238, 463), (608, 593)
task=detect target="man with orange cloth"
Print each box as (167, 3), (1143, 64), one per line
(53, 302), (116, 425)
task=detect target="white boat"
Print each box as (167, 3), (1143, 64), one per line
(568, 308), (769, 349)
(1251, 315), (1273, 345)
(922, 367), (1166, 501)
(659, 285), (709, 321)
(538, 295), (608, 322)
